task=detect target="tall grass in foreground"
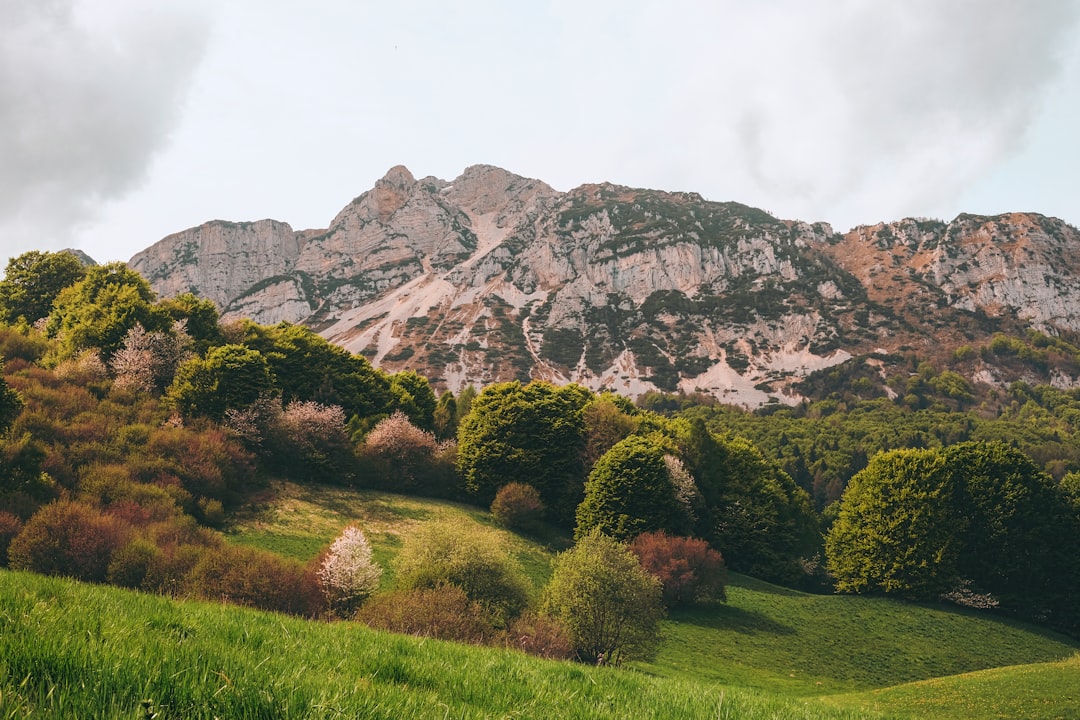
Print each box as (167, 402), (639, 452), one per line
(0, 570), (875, 720)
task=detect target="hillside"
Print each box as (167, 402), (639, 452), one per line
(3, 479), (1078, 719)
(128, 165), (1080, 406)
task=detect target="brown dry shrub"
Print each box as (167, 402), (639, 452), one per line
(500, 611), (574, 660)
(356, 584), (496, 645)
(7, 500), (132, 582)
(185, 543), (322, 616)
(0, 511), (23, 567)
(490, 482), (545, 532)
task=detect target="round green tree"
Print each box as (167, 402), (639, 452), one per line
(542, 529), (664, 665)
(0, 250), (87, 324)
(575, 435), (683, 542)
(168, 344), (274, 421)
(826, 448), (960, 599)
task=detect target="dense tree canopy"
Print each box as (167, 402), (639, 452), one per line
(457, 381), (590, 519)
(575, 435), (684, 541)
(168, 344), (275, 421)
(46, 262), (164, 361)
(0, 251), (87, 325)
(827, 441), (1080, 627)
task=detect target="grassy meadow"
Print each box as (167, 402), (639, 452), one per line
(3, 481), (1078, 719)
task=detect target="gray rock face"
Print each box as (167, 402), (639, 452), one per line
(128, 166), (1080, 405)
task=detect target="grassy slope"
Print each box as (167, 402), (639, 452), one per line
(0, 570), (867, 720)
(823, 655), (1080, 720)
(226, 482), (1080, 710)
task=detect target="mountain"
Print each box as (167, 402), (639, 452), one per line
(128, 165), (1080, 406)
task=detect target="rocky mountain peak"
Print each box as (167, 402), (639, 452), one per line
(128, 165), (1080, 406)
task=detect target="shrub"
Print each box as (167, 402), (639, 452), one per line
(8, 500), (132, 582)
(357, 585), (495, 644)
(542, 529), (664, 665)
(500, 611), (574, 660)
(0, 511), (23, 567)
(107, 537), (161, 589)
(185, 543), (323, 616)
(490, 483), (545, 532)
(629, 531), (726, 607)
(361, 411), (457, 496)
(317, 525), (382, 617)
(394, 520), (531, 625)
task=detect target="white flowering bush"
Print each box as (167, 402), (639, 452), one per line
(318, 525), (382, 616)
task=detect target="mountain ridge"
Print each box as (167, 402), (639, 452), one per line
(128, 165), (1080, 406)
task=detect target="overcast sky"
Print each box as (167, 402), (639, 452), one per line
(2, 0), (1079, 265)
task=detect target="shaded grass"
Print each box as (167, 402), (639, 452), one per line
(642, 574), (1080, 697)
(0, 570), (872, 720)
(823, 654), (1080, 719)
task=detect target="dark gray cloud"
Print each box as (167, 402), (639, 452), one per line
(0, 0), (209, 250)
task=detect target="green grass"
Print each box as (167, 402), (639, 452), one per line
(645, 574), (1079, 697)
(54, 480), (1070, 719)
(225, 481), (565, 590)
(824, 655), (1080, 719)
(0, 569), (870, 720)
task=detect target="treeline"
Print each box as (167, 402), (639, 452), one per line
(1, 250), (1079, 648)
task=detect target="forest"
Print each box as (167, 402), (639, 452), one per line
(2, 250), (1080, 666)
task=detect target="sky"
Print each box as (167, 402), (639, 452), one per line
(2, 0), (1079, 265)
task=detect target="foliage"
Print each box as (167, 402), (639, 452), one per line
(318, 525), (382, 617)
(542, 529), (664, 665)
(433, 389), (457, 439)
(826, 441), (1080, 627)
(0, 359), (23, 434)
(361, 410), (455, 495)
(46, 262), (164, 361)
(239, 321), (393, 421)
(155, 292), (223, 353)
(168, 344), (275, 421)
(0, 250), (87, 324)
(393, 519), (531, 625)
(457, 381), (590, 520)
(825, 449), (958, 599)
(682, 419), (818, 584)
(490, 482), (545, 532)
(357, 584), (497, 645)
(389, 370), (437, 430)
(630, 531), (726, 607)
(0, 511), (23, 566)
(581, 395), (640, 470)
(109, 321), (194, 393)
(184, 542), (322, 616)
(575, 435), (685, 541)
(501, 611), (575, 660)
(7, 500), (132, 582)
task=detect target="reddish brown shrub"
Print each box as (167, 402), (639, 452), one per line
(8, 500), (133, 582)
(356, 585), (496, 644)
(361, 411), (454, 495)
(630, 531), (727, 607)
(0, 511), (24, 567)
(500, 611), (574, 660)
(186, 543), (322, 616)
(490, 482), (545, 532)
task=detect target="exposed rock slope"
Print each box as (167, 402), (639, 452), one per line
(128, 166), (1080, 405)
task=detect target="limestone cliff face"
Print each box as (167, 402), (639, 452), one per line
(128, 165), (1080, 405)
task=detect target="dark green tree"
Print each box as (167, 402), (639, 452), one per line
(240, 322), (392, 421)
(389, 370), (437, 430)
(457, 381), (590, 521)
(825, 448), (959, 599)
(542, 529), (664, 665)
(155, 292), (223, 353)
(0, 250), (87, 324)
(575, 435), (683, 541)
(433, 390), (457, 439)
(0, 360), (22, 435)
(167, 344), (275, 421)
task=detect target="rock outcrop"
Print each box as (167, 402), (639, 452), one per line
(128, 165), (1080, 405)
